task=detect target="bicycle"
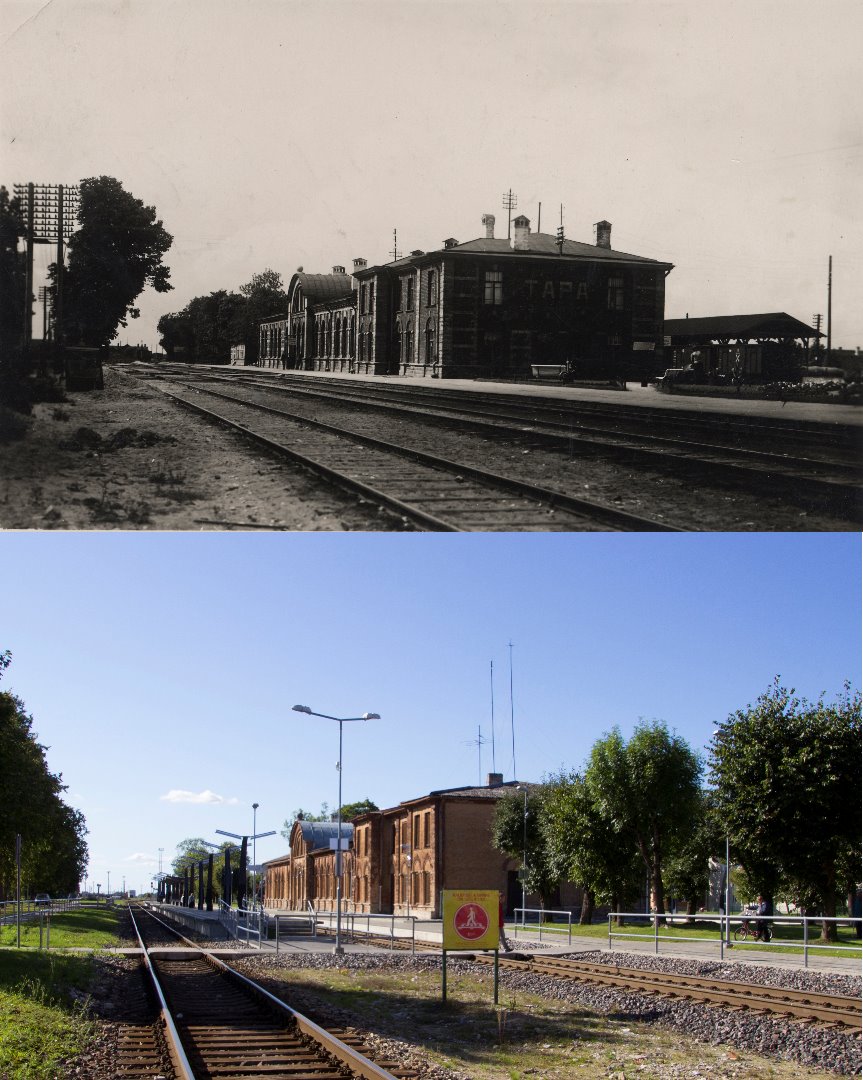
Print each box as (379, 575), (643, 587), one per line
(734, 913), (772, 942)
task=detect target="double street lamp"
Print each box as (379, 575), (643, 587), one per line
(292, 704), (380, 955)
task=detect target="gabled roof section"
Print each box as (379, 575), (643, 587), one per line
(451, 232), (671, 266)
(665, 313), (821, 341)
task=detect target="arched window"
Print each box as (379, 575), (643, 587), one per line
(427, 269), (437, 306)
(317, 320), (324, 357)
(348, 318), (355, 357)
(405, 326), (413, 365)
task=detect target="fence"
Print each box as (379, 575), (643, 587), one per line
(219, 899), (267, 948)
(511, 907), (574, 944)
(607, 911), (861, 968)
(306, 906), (419, 952)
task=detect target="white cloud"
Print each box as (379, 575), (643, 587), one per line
(160, 789), (239, 805)
(125, 852), (155, 864)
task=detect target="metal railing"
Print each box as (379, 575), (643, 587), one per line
(511, 907), (574, 944)
(306, 905), (419, 952)
(607, 911), (862, 967)
(219, 899), (266, 947)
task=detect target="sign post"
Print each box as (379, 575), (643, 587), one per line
(441, 889), (500, 1004)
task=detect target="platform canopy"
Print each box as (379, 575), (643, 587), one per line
(664, 312), (821, 344)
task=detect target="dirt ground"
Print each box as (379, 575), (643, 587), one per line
(0, 364), (402, 531)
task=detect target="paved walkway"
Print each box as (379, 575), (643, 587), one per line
(267, 367), (863, 429)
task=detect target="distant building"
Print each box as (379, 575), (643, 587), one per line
(263, 773), (583, 919)
(263, 214), (672, 380)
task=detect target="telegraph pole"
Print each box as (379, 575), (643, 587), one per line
(12, 182), (79, 373)
(502, 189), (518, 240)
(826, 256), (832, 367)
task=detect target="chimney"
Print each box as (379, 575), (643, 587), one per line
(482, 213), (495, 239)
(332, 265), (346, 275)
(594, 220), (612, 249)
(487, 772), (504, 788)
(410, 249), (425, 256)
(353, 257), (367, 272)
(443, 237), (459, 249)
(511, 215), (531, 251)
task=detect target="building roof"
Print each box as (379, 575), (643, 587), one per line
(295, 819), (354, 851)
(291, 272), (354, 305)
(665, 313), (821, 342)
(452, 232), (670, 266)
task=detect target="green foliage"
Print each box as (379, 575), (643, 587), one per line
(490, 787), (559, 905)
(585, 720), (702, 914)
(709, 678), (861, 938)
(0, 652), (89, 900)
(542, 770), (643, 920)
(60, 176), (173, 347)
(339, 798), (379, 821)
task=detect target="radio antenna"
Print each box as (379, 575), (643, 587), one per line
(509, 640), (516, 780)
(490, 660), (496, 773)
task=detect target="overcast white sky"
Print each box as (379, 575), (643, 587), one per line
(2, 0), (861, 350)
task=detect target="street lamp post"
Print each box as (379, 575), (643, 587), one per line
(292, 704), (380, 955)
(252, 803), (259, 905)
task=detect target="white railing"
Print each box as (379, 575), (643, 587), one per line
(511, 907), (574, 944)
(607, 911), (862, 967)
(309, 905), (419, 952)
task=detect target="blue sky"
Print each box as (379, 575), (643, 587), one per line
(1, 532), (859, 893)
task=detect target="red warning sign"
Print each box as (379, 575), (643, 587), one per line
(453, 902), (490, 940)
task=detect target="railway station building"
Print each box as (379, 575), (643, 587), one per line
(263, 773), (582, 919)
(263, 214), (672, 381)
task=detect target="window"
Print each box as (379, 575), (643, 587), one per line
(423, 811), (431, 847)
(484, 271), (502, 305)
(413, 814), (420, 848)
(427, 270), (437, 306)
(406, 276), (415, 310)
(607, 277), (625, 311)
(405, 326), (413, 364)
(425, 319), (436, 364)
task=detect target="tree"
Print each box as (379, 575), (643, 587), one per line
(60, 176), (172, 347)
(0, 651), (89, 898)
(491, 787), (559, 907)
(339, 798), (379, 821)
(585, 721), (702, 915)
(0, 187), (29, 413)
(542, 770), (643, 924)
(662, 788), (718, 916)
(236, 268), (288, 363)
(709, 679), (861, 941)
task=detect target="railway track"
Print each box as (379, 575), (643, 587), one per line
(127, 905), (416, 1079)
(146, 377), (679, 531)
(321, 928), (862, 1031)
(136, 365), (862, 525)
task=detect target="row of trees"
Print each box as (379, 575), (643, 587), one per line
(157, 269), (287, 364)
(492, 680), (860, 941)
(0, 651), (89, 899)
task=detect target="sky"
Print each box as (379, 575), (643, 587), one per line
(0, 531), (859, 893)
(1, 0), (861, 351)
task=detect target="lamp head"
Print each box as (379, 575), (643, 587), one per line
(363, 712), (381, 720)
(293, 705), (312, 715)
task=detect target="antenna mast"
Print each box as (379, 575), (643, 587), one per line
(509, 640), (516, 780)
(390, 228), (402, 262)
(490, 660), (496, 773)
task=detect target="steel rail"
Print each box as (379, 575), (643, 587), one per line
(127, 905), (196, 1080)
(154, 382), (681, 532)
(133, 905), (407, 1079)
(179, 369), (862, 512)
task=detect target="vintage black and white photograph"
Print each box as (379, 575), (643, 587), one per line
(0, 2), (861, 1080)
(1, 0), (860, 531)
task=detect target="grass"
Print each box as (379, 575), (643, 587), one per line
(507, 917), (863, 960)
(0, 953), (96, 1079)
(0, 904), (123, 949)
(258, 961), (842, 1079)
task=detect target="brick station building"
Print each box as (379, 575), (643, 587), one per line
(263, 774), (583, 920)
(259, 213), (672, 381)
